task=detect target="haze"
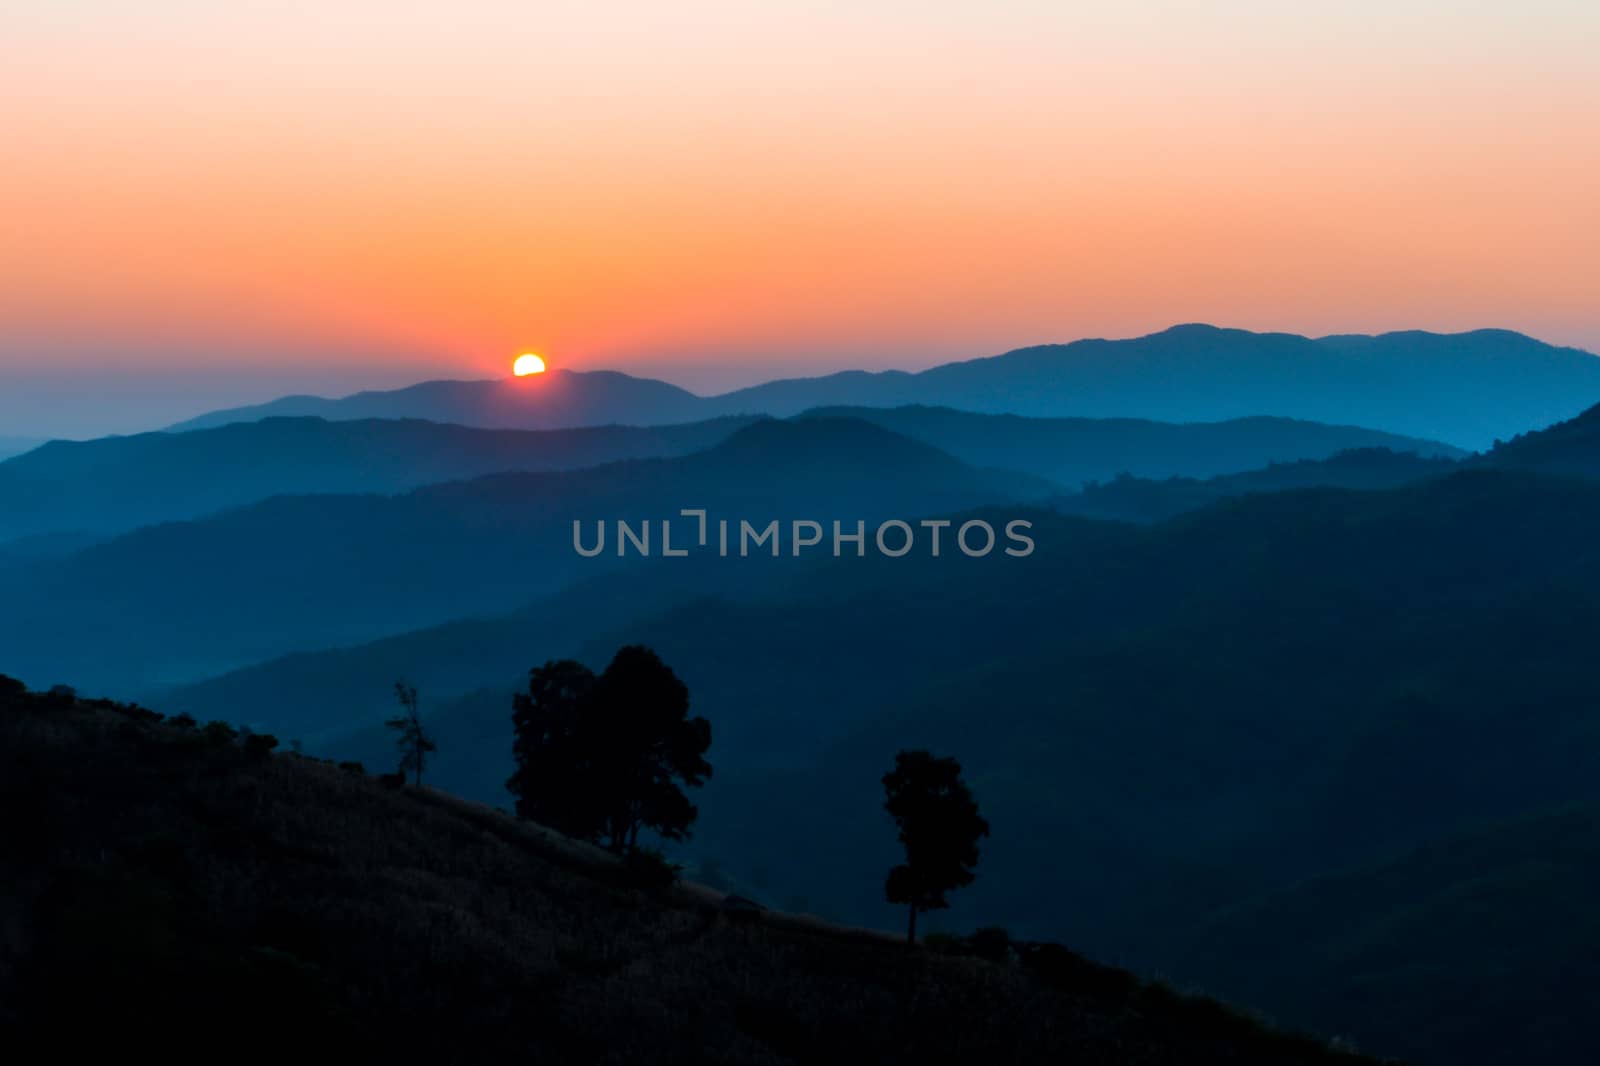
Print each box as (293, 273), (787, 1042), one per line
(3, 1), (1597, 437)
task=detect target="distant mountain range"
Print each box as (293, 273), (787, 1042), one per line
(0, 415), (759, 543)
(0, 406), (1457, 545)
(812, 406), (1460, 484)
(169, 368), (706, 433)
(140, 397), (1600, 1066)
(0, 417), (1052, 691)
(167, 325), (1600, 449)
(1051, 447), (1463, 524)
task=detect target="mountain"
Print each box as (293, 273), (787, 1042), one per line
(0, 414), (759, 543)
(3, 406), (1459, 548)
(1049, 399), (1600, 524)
(167, 326), (1600, 450)
(0, 437), (40, 461)
(0, 686), (1377, 1065)
(1052, 447), (1461, 523)
(727, 327), (1600, 449)
(192, 470), (1600, 1066)
(1476, 397), (1600, 480)
(0, 418), (1053, 692)
(168, 368), (707, 432)
(1181, 805), (1600, 1066)
(805, 407), (1460, 488)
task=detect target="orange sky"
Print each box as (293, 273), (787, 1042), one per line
(2, 2), (1597, 432)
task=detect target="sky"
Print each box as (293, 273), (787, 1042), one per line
(2, 1), (1598, 437)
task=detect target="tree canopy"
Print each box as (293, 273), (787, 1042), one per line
(509, 645), (711, 853)
(883, 750), (989, 943)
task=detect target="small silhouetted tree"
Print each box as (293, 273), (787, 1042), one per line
(507, 645), (711, 853)
(387, 680), (436, 786)
(882, 750), (989, 944)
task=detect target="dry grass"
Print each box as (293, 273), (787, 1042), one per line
(0, 691), (1389, 1065)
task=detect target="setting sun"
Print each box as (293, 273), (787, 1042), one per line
(513, 353), (547, 377)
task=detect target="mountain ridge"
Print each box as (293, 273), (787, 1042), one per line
(1, 406), (1456, 546)
(160, 325), (1600, 449)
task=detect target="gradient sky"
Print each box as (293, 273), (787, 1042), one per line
(3, 2), (1598, 436)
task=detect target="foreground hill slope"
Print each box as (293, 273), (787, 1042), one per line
(0, 686), (1378, 1065)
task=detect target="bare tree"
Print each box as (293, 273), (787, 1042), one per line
(387, 680), (437, 787)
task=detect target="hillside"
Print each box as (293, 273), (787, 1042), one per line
(1476, 398), (1600, 479)
(0, 415), (758, 544)
(0, 684), (1380, 1065)
(798, 407), (1460, 488)
(0, 418), (1053, 692)
(0, 437), (39, 461)
(1053, 448), (1460, 523)
(1180, 806), (1600, 1066)
(165, 325), (1600, 449)
(188, 469), (1600, 1066)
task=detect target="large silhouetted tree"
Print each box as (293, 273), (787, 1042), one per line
(508, 646), (711, 853)
(507, 658), (605, 841)
(386, 680), (437, 786)
(882, 750), (989, 944)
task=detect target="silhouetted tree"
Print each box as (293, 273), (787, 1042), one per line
(508, 646), (712, 853)
(507, 659), (605, 840)
(387, 680), (436, 786)
(882, 750), (989, 944)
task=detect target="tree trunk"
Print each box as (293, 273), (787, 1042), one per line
(906, 905), (918, 944)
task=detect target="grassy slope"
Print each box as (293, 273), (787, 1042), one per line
(0, 688), (1382, 1065)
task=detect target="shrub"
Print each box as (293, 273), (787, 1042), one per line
(169, 713), (198, 731)
(337, 761), (366, 776)
(243, 733), (280, 758)
(1019, 942), (1142, 1001)
(967, 926), (1013, 963)
(620, 848), (681, 890)
(0, 674), (26, 702)
(201, 721), (239, 747)
(121, 704), (165, 725)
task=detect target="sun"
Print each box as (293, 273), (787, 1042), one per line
(513, 353), (547, 377)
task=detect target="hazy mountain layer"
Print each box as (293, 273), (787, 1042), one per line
(0, 418), (1052, 692)
(3, 405), (1459, 548)
(168, 325), (1600, 449)
(0, 437), (40, 461)
(0, 414), (758, 543)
